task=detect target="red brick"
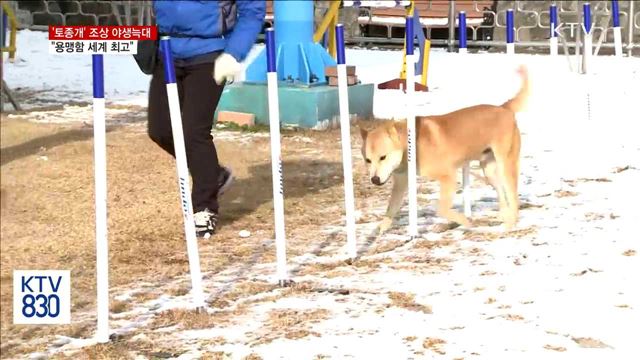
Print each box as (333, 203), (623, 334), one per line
(325, 65), (356, 77)
(328, 75), (358, 86)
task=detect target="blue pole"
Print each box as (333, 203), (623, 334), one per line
(405, 16), (414, 56)
(274, 1), (313, 46)
(245, 0), (335, 84)
(583, 3), (592, 34)
(506, 9), (514, 44)
(612, 0), (620, 27)
(458, 11), (467, 50)
(550, 4), (558, 38)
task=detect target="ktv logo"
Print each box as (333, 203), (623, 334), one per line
(13, 270), (71, 324)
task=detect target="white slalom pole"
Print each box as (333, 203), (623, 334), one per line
(405, 16), (419, 237)
(506, 9), (515, 56)
(613, 27), (623, 56)
(462, 163), (472, 217)
(611, 0), (623, 57)
(458, 11), (472, 217)
(582, 4), (593, 123)
(582, 3), (593, 74)
(550, 37), (558, 56)
(159, 37), (205, 308)
(335, 24), (357, 259)
(549, 4), (559, 56)
(265, 28), (289, 284)
(92, 54), (109, 343)
(628, 0), (635, 57)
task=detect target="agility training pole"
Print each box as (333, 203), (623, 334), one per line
(458, 11), (467, 54)
(456, 12), (473, 218)
(92, 54), (109, 343)
(611, 0), (623, 57)
(159, 37), (205, 308)
(581, 3), (593, 123)
(506, 9), (515, 55)
(404, 16), (418, 237)
(549, 4), (559, 56)
(265, 28), (289, 285)
(582, 3), (593, 74)
(335, 24), (358, 259)
(376, 0), (429, 92)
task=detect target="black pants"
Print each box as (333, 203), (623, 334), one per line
(147, 58), (225, 213)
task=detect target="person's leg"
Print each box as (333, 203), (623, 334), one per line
(147, 61), (184, 156)
(180, 61), (226, 214)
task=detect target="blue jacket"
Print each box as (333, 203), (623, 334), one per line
(153, 0), (266, 61)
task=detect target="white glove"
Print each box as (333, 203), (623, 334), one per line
(213, 53), (242, 85)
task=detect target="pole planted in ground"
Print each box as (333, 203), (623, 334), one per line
(92, 54), (110, 343)
(550, 4), (559, 56)
(159, 36), (205, 308)
(265, 28), (289, 285)
(405, 16), (419, 237)
(335, 24), (358, 260)
(506, 9), (515, 55)
(612, 0), (623, 57)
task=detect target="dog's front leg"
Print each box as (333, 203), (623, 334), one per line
(379, 171), (408, 235)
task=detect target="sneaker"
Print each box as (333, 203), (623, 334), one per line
(194, 208), (218, 238)
(217, 166), (234, 197)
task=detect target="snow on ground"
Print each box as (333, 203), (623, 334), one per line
(4, 29), (640, 359)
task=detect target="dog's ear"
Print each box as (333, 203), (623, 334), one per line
(359, 126), (368, 141)
(386, 120), (406, 142)
(385, 121), (398, 139)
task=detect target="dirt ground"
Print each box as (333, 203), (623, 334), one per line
(0, 114), (385, 357)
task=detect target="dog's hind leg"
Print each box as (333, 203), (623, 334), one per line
(436, 174), (471, 228)
(504, 128), (522, 228)
(480, 152), (509, 222)
(379, 171), (408, 235)
(492, 149), (520, 231)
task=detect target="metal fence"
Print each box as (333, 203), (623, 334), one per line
(352, 1), (638, 55)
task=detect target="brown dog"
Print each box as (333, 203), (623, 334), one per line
(360, 65), (529, 234)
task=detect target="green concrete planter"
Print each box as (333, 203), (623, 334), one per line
(215, 82), (374, 129)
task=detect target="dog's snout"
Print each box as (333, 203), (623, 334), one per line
(371, 176), (381, 185)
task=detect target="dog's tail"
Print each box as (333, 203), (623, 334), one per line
(501, 65), (529, 113)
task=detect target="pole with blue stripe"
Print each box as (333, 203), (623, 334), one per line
(92, 54), (109, 343)
(458, 11), (467, 53)
(582, 3), (592, 74)
(581, 3), (593, 122)
(506, 9), (515, 55)
(405, 16), (418, 237)
(335, 24), (357, 260)
(265, 28), (289, 285)
(549, 4), (559, 56)
(457, 11), (471, 214)
(612, 0), (622, 56)
(159, 36), (205, 308)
